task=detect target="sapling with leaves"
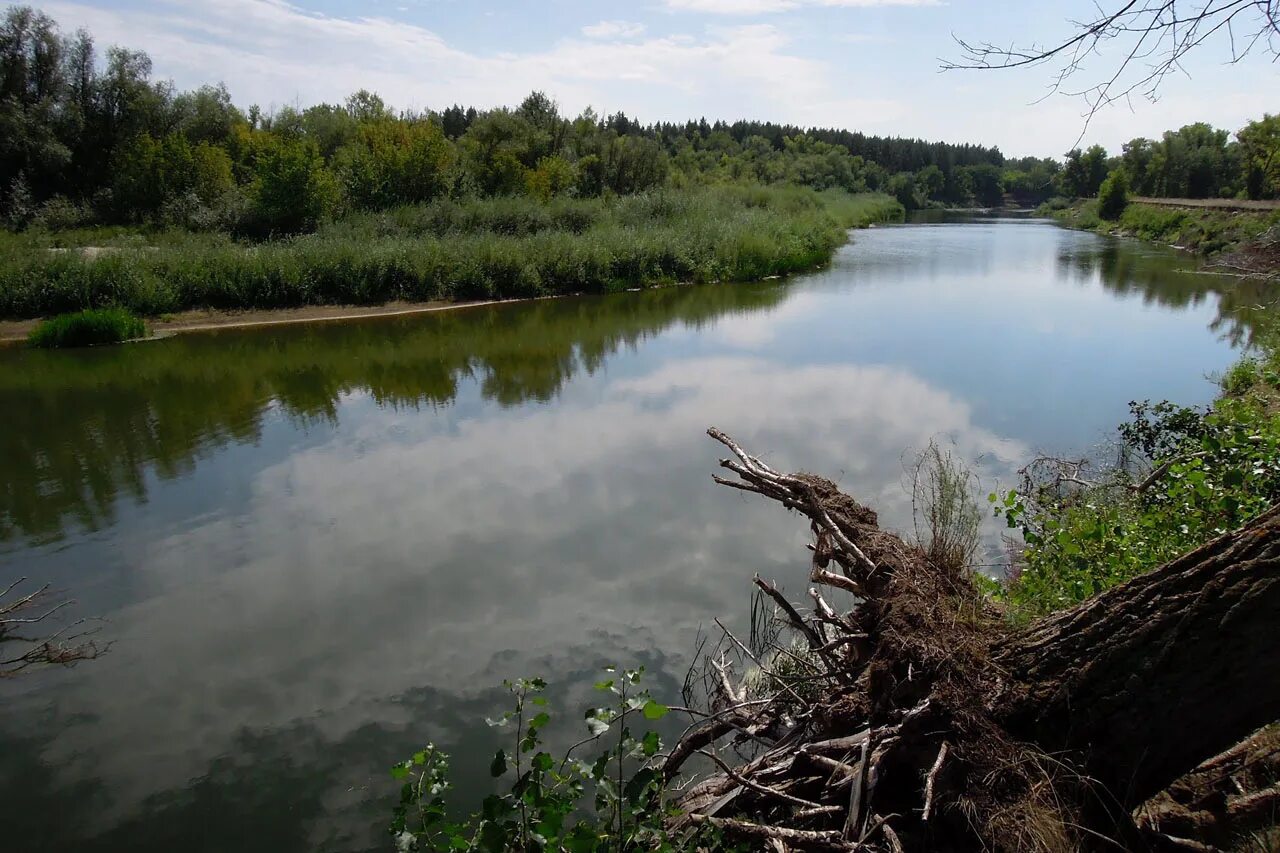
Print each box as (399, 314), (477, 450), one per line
(390, 667), (681, 853)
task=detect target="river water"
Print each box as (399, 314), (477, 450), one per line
(0, 216), (1266, 851)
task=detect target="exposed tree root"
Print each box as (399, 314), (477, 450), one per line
(662, 429), (1280, 852)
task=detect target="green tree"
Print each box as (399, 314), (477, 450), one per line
(916, 163), (944, 200)
(1121, 138), (1156, 195)
(524, 154), (575, 201)
(1058, 145), (1109, 197)
(334, 119), (453, 209)
(1081, 145), (1109, 197)
(1237, 114), (1280, 199)
(191, 141), (234, 203)
(964, 163), (1005, 207)
(171, 84), (242, 146)
(887, 171), (921, 211)
(250, 138), (337, 234)
(459, 109), (537, 195)
(1097, 169), (1129, 220)
(111, 132), (199, 219)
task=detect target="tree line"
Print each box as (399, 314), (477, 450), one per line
(1056, 118), (1280, 202)
(1, 5), (1276, 236)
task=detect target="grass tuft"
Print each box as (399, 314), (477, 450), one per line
(27, 308), (147, 348)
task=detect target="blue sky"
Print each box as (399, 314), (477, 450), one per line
(39, 0), (1278, 157)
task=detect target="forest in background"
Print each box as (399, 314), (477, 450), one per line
(4, 4), (1275, 242)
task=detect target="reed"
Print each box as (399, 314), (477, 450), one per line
(0, 187), (902, 318)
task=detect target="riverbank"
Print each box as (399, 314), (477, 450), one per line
(0, 297), (537, 344)
(0, 187), (902, 323)
(1048, 198), (1280, 276)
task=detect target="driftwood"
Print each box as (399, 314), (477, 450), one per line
(662, 429), (1280, 852)
(0, 577), (104, 678)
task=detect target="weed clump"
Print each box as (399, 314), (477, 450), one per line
(27, 308), (147, 348)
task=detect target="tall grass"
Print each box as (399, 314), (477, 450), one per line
(27, 308), (146, 348)
(0, 187), (902, 318)
(909, 441), (983, 572)
(1051, 200), (1279, 256)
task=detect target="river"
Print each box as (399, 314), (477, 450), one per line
(0, 215), (1265, 851)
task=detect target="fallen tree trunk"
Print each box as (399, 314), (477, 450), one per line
(995, 505), (1280, 809)
(665, 429), (1280, 852)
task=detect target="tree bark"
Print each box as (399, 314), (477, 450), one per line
(674, 431), (1280, 851)
(996, 504), (1280, 808)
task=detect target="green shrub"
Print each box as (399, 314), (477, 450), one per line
(1097, 170), (1129, 220)
(27, 308), (147, 348)
(0, 188), (903, 318)
(390, 668), (688, 853)
(991, 335), (1280, 619)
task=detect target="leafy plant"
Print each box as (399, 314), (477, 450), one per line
(27, 308), (147, 348)
(391, 667), (692, 853)
(990, 378), (1280, 618)
(1097, 169), (1129, 220)
(909, 440), (982, 572)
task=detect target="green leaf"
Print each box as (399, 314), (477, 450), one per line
(564, 824), (599, 853)
(642, 700), (669, 720)
(593, 679), (614, 692)
(490, 749), (507, 778)
(642, 730), (661, 756)
(529, 712), (551, 729)
(1223, 468), (1245, 487)
(391, 763), (410, 780)
(530, 696), (548, 706)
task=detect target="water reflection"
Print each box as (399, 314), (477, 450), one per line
(0, 283), (787, 543)
(0, 218), (1263, 852)
(1055, 238), (1279, 347)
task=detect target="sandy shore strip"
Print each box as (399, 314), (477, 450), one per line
(0, 296), (557, 345)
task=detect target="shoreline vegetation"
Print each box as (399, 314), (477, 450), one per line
(1045, 197), (1280, 275)
(0, 187), (903, 326)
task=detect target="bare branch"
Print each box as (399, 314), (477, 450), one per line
(0, 579), (105, 678)
(943, 1), (1280, 138)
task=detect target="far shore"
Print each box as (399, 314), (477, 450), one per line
(0, 296), (568, 346)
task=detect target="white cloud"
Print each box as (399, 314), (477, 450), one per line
(27, 353), (1027, 835)
(582, 19), (647, 39)
(40, 0), (907, 127)
(665, 0), (939, 14)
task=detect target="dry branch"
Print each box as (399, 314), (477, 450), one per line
(943, 1), (1280, 138)
(663, 429), (1280, 852)
(0, 578), (105, 677)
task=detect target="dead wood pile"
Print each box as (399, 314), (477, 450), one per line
(660, 429), (1280, 852)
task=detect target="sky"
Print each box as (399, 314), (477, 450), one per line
(36, 0), (1280, 158)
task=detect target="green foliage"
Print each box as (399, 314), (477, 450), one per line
(989, 338), (1280, 618)
(0, 187), (902, 317)
(334, 119), (453, 209)
(248, 139), (338, 235)
(1122, 123), (1243, 199)
(909, 441), (982, 572)
(1058, 146), (1110, 198)
(1237, 114), (1280, 200)
(1097, 170), (1129, 220)
(26, 307), (145, 348)
(1051, 199), (1278, 256)
(524, 156), (576, 202)
(390, 668), (696, 853)
(3, 4), (1274, 242)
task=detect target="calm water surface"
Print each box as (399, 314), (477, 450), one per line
(0, 217), (1266, 851)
